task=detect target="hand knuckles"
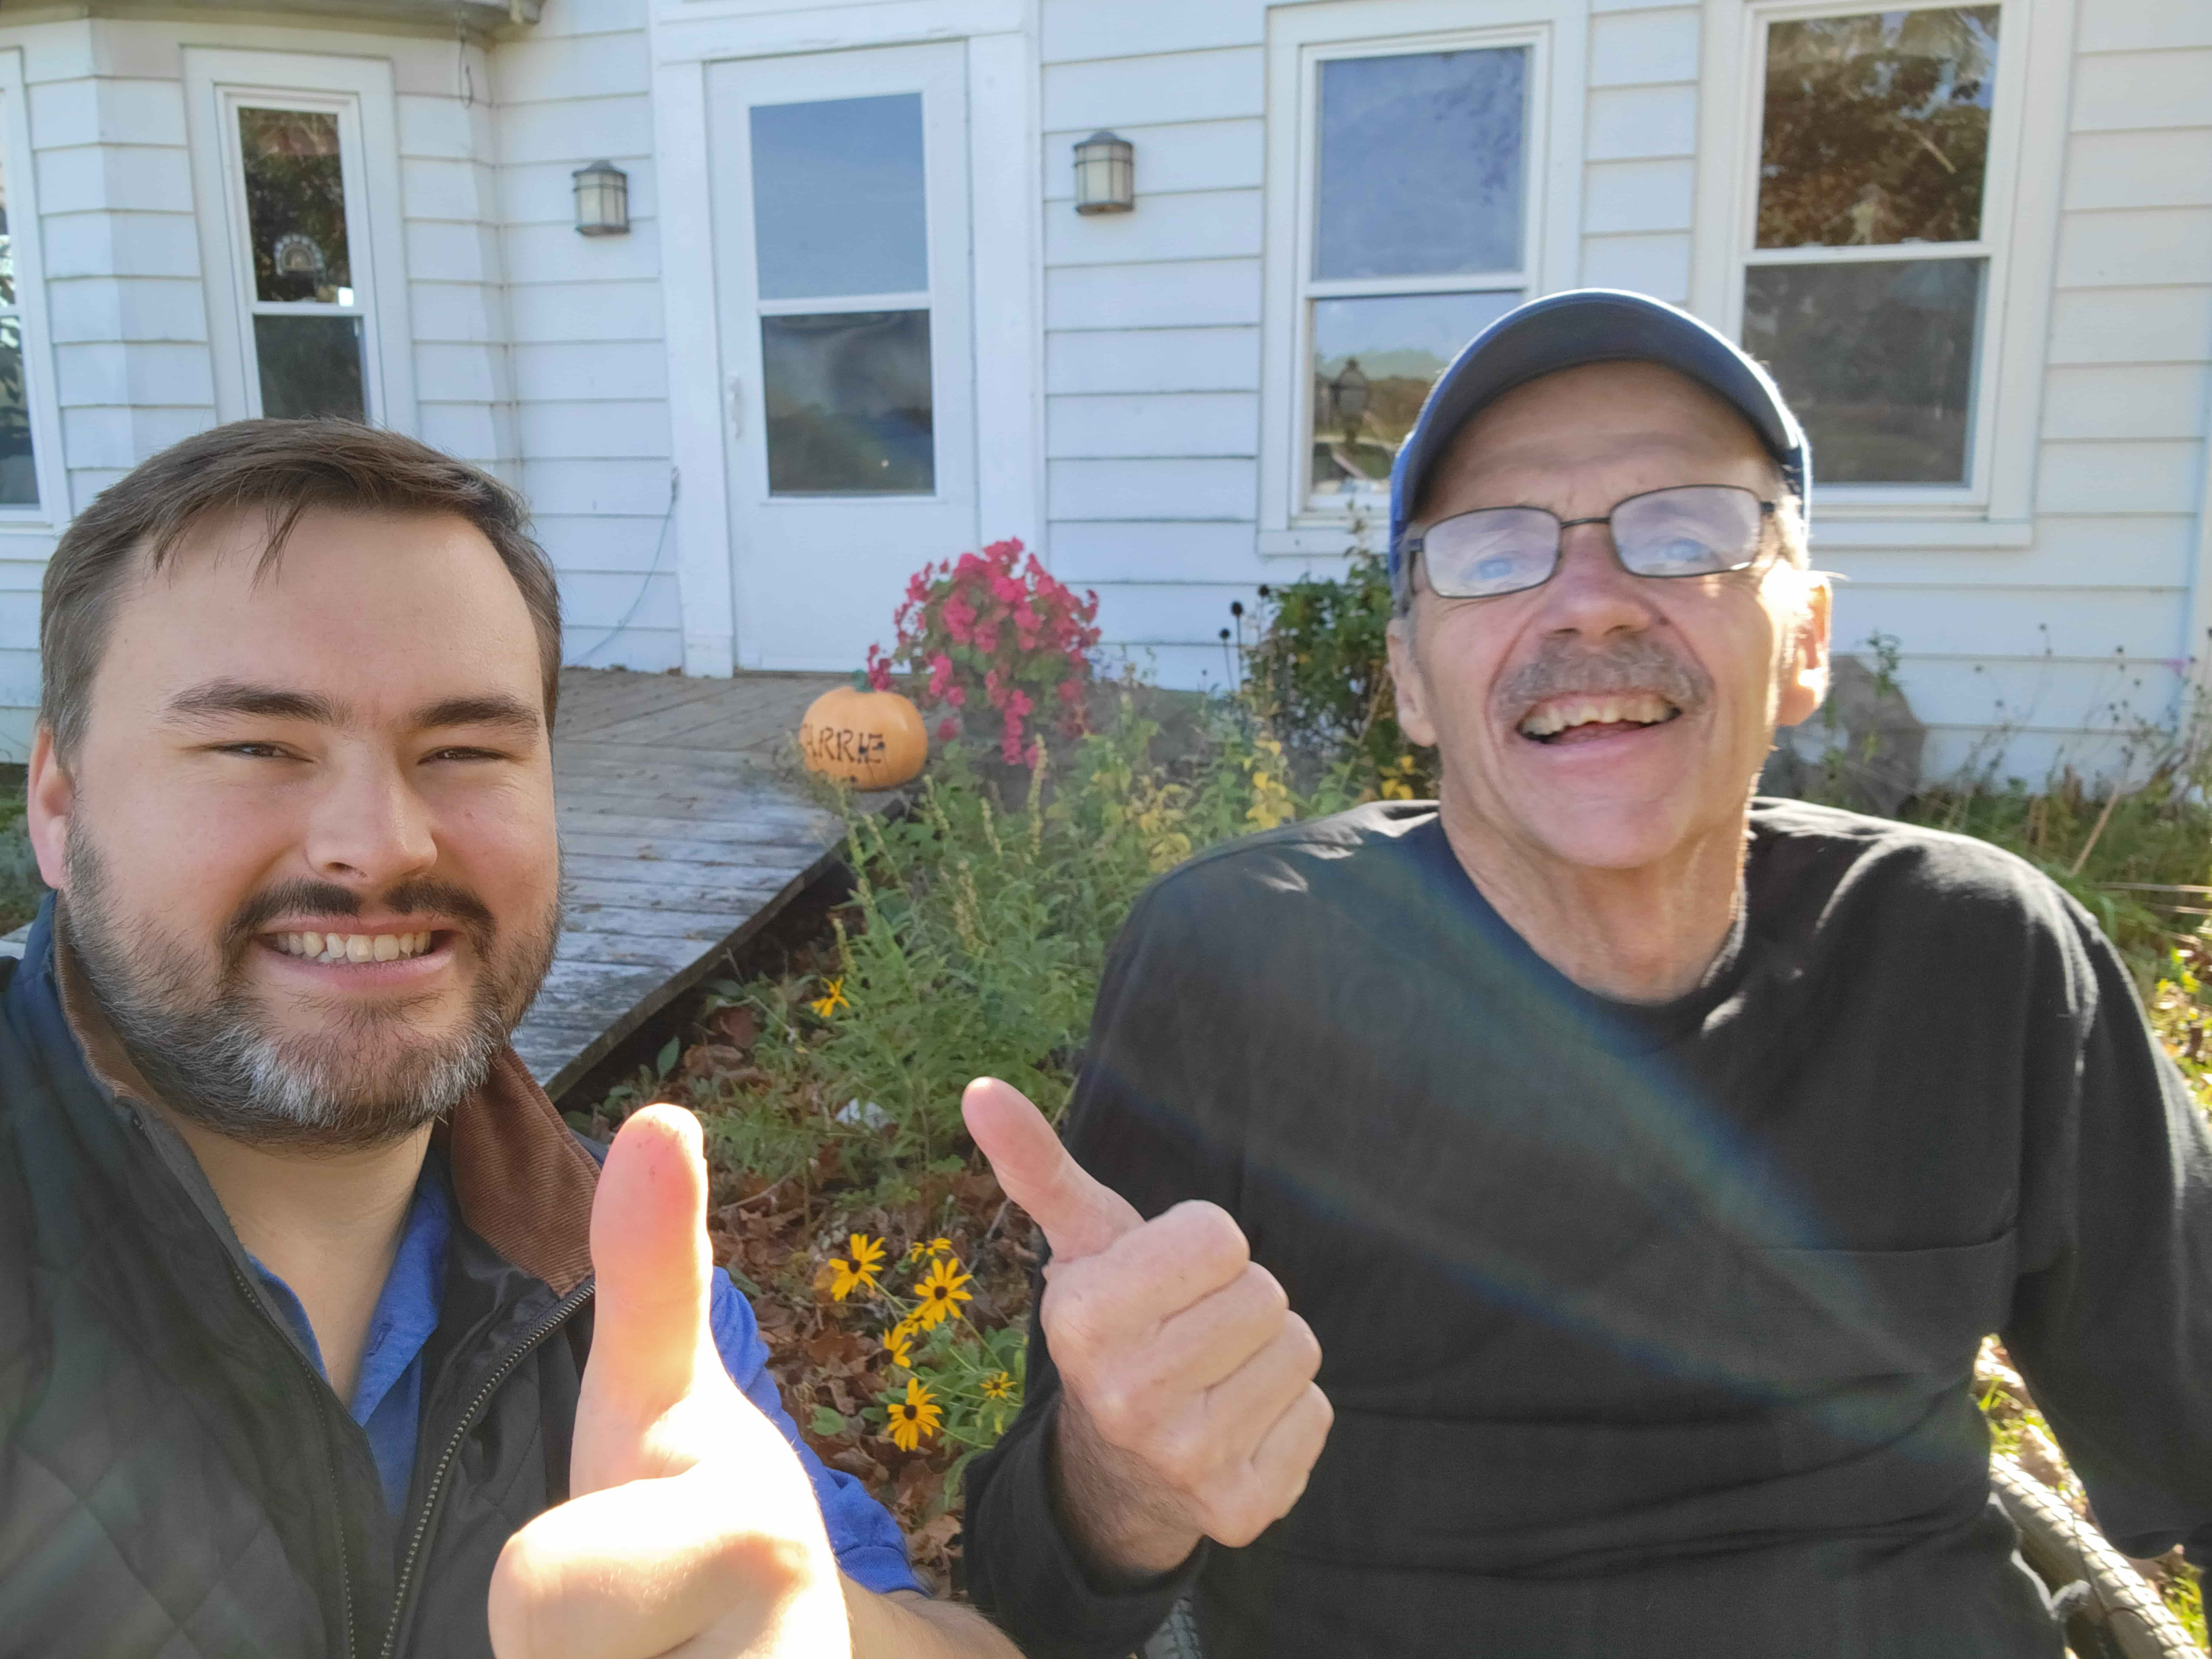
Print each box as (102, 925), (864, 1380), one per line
(1168, 1201), (1251, 1269)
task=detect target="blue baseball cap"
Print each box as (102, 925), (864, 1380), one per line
(1386, 289), (1811, 587)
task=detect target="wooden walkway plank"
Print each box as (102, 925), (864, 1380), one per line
(514, 666), (879, 1098)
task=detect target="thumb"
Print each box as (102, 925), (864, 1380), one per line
(588, 1103), (719, 1419)
(962, 1077), (1141, 1262)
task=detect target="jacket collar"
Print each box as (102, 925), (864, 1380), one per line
(41, 895), (600, 1296)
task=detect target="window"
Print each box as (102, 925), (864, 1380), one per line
(183, 49), (414, 434)
(1298, 40), (1537, 511)
(226, 100), (373, 421)
(0, 127), (35, 506)
(0, 46), (57, 522)
(1739, 6), (2003, 490)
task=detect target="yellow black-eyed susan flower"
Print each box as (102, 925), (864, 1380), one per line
(829, 1233), (886, 1301)
(911, 1257), (974, 1329)
(885, 1378), (942, 1452)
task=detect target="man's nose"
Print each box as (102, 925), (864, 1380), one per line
(1530, 522), (1658, 638)
(301, 754), (439, 889)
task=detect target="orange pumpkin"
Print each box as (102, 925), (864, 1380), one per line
(799, 686), (928, 789)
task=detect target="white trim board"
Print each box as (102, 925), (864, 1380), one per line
(0, 46), (69, 530)
(182, 46), (418, 435)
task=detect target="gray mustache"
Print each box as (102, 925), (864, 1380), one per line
(1493, 636), (1710, 721)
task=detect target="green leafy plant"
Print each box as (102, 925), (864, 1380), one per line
(1243, 519), (1435, 799)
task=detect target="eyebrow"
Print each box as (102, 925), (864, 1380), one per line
(163, 681), (344, 726)
(412, 694), (544, 737)
(162, 680), (543, 737)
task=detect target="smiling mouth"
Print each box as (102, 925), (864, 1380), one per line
(268, 929), (439, 964)
(1517, 692), (1683, 744)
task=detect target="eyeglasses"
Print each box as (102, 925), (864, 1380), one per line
(1403, 485), (1778, 601)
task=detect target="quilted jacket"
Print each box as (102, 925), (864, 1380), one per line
(0, 901), (608, 1658)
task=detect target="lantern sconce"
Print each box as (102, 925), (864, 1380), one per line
(1073, 131), (1135, 215)
(572, 160), (630, 237)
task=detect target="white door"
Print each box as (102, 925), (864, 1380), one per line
(708, 43), (976, 672)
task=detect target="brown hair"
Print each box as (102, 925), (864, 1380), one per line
(39, 419), (563, 758)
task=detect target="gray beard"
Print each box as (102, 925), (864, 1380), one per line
(60, 829), (561, 1152)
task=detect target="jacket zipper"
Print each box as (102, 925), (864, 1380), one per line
(225, 1257), (357, 1659)
(378, 1279), (596, 1659)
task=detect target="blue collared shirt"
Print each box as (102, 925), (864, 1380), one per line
(248, 1157), (920, 1597)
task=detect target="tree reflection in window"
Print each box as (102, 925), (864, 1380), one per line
(1757, 8), (1997, 250)
(0, 153), (35, 505)
(239, 108), (352, 304)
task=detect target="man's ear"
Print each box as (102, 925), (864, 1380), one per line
(1385, 612), (1439, 749)
(1774, 571), (1832, 730)
(27, 724), (74, 891)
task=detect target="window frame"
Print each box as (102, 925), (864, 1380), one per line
(1258, 0), (1587, 557)
(182, 48), (416, 434)
(0, 47), (69, 532)
(1691, 0), (2070, 547)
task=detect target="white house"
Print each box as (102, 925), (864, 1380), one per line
(0, 0), (2204, 779)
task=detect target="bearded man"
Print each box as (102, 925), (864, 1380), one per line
(955, 290), (2212, 1658)
(0, 421), (1021, 1659)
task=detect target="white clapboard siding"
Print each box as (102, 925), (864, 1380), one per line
(1041, 117), (1264, 202)
(1588, 6), (1702, 85)
(1579, 7), (1697, 301)
(1045, 187), (1263, 266)
(1047, 393), (1260, 460)
(1047, 326), (1260, 395)
(1047, 458), (1257, 523)
(1038, 0), (1273, 663)
(494, 0), (671, 675)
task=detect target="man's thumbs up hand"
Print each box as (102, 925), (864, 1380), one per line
(487, 1106), (849, 1659)
(962, 1079), (1332, 1582)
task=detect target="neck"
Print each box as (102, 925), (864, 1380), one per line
(151, 1103), (432, 1402)
(1436, 793), (1750, 1004)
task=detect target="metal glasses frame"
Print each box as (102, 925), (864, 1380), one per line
(1402, 485), (1781, 601)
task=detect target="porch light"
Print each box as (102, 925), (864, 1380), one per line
(1073, 131), (1134, 215)
(572, 160), (629, 236)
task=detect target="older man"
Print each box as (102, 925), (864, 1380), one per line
(959, 291), (2212, 1658)
(0, 421), (1020, 1659)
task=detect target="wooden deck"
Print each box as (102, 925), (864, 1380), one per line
(517, 667), (878, 1098)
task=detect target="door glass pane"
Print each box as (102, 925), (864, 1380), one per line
(1315, 48), (1527, 281)
(1742, 258), (1983, 484)
(762, 310), (933, 494)
(1757, 8), (1999, 250)
(239, 108), (352, 303)
(0, 318), (35, 506)
(751, 94), (927, 300)
(254, 315), (366, 421)
(1310, 290), (1521, 495)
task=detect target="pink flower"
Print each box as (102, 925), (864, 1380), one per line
(937, 717), (959, 742)
(946, 684), (966, 708)
(1057, 678), (1082, 703)
(927, 652), (954, 701)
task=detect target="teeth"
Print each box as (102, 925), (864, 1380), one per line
(1519, 692), (1676, 738)
(273, 930), (434, 962)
